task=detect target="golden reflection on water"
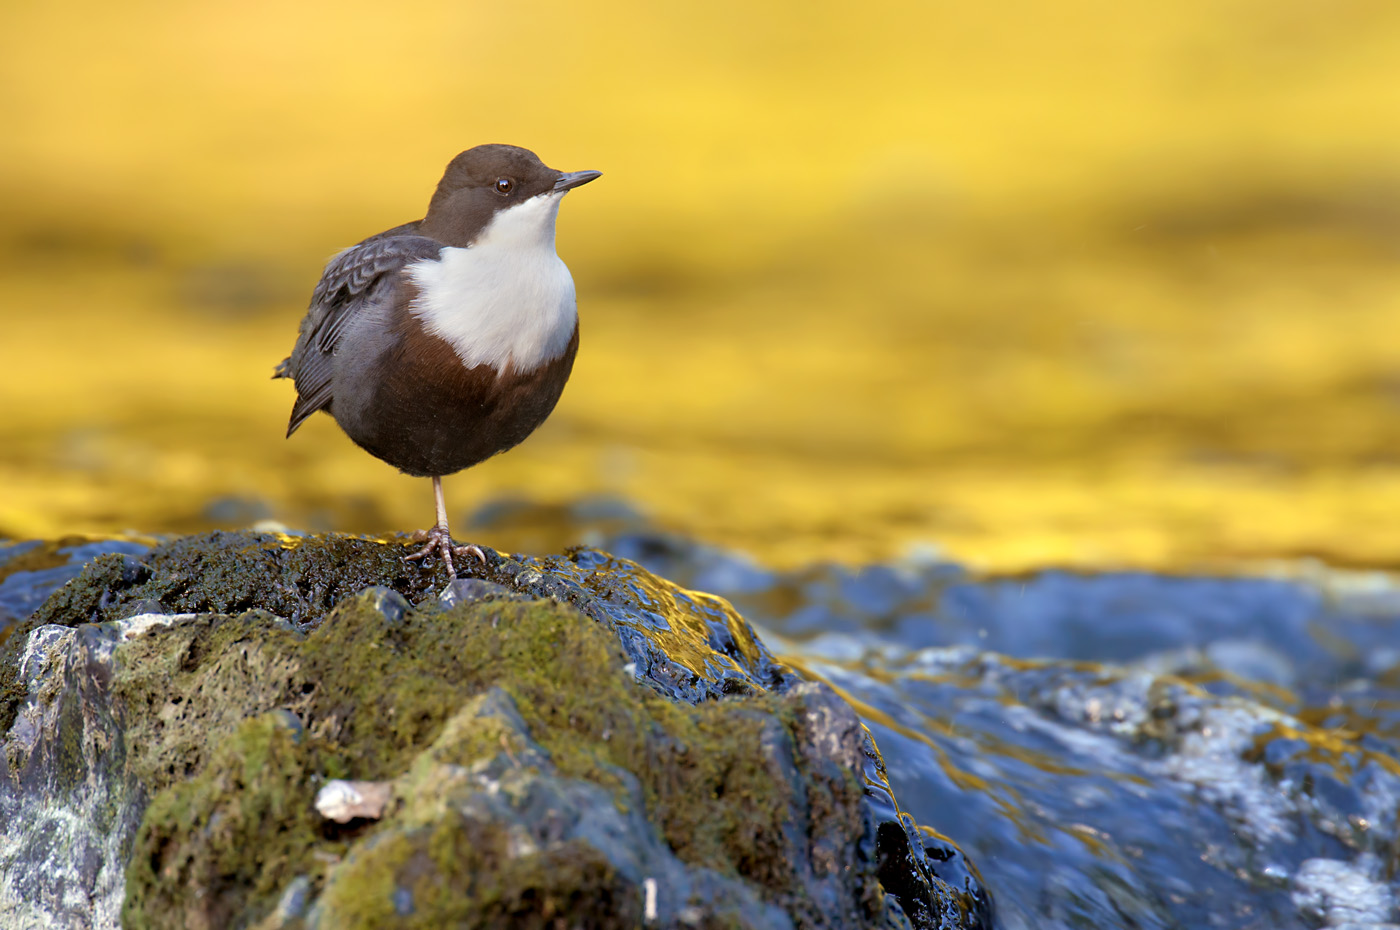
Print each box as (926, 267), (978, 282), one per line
(3, 1), (1400, 570)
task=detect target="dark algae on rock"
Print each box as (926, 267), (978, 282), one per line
(0, 531), (990, 929)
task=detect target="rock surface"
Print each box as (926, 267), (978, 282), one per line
(0, 531), (992, 930)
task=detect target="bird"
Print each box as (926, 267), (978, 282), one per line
(274, 144), (601, 578)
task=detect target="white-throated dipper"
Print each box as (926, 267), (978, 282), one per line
(274, 144), (601, 578)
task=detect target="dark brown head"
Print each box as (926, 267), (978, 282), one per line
(418, 144), (601, 247)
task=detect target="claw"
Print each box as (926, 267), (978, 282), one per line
(405, 526), (486, 579)
(455, 544), (488, 565)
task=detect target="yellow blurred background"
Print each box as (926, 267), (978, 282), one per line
(2, 0), (1400, 571)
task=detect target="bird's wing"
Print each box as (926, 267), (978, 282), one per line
(278, 231), (443, 436)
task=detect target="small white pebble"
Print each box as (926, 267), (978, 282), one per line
(314, 779), (393, 823)
(643, 877), (657, 921)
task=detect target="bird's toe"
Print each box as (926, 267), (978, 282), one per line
(451, 544), (487, 565)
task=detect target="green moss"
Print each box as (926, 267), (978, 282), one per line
(122, 711), (327, 930)
(54, 686), (89, 789)
(413, 691), (539, 772)
(104, 585), (856, 926)
(318, 824), (638, 930)
(115, 611), (306, 791)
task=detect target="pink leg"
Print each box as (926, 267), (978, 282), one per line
(404, 477), (486, 579)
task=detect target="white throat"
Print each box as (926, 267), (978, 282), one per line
(407, 191), (577, 372)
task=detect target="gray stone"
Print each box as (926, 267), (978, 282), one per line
(0, 620), (147, 930)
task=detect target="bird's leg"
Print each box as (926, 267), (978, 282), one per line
(405, 476), (487, 579)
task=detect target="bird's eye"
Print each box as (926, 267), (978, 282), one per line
(494, 178), (514, 194)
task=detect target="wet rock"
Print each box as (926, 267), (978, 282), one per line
(354, 585), (409, 624)
(436, 577), (522, 608)
(262, 874), (312, 928)
(0, 617), (147, 930)
(0, 531), (985, 929)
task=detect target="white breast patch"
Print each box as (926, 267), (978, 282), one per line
(407, 191), (578, 373)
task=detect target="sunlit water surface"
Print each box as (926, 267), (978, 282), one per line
(4, 0), (1400, 573)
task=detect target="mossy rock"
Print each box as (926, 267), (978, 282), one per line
(116, 592), (876, 928)
(0, 532), (993, 929)
(1, 530), (790, 737)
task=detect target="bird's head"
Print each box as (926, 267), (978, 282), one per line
(420, 144), (600, 249)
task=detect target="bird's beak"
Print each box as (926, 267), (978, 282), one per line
(554, 170), (602, 192)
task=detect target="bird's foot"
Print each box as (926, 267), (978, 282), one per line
(405, 525), (486, 579)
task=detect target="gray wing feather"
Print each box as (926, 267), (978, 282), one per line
(279, 229), (442, 437)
